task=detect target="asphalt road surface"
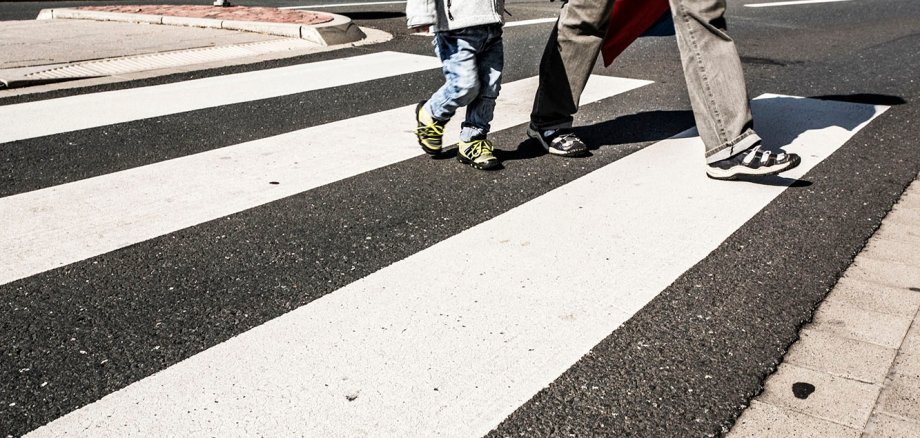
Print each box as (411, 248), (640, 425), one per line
(1, 0), (919, 436)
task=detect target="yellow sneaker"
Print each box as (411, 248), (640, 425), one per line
(415, 101), (446, 155)
(457, 137), (501, 170)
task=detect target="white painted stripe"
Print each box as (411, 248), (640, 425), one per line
(746, 0), (852, 8)
(505, 17), (558, 27)
(280, 1), (406, 9)
(412, 17), (557, 36)
(0, 52), (440, 144)
(0, 75), (650, 286)
(24, 96), (887, 437)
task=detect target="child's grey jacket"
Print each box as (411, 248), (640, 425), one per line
(406, 0), (505, 32)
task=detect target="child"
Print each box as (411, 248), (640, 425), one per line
(407, 0), (505, 170)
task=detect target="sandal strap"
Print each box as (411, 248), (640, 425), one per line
(742, 147), (791, 168)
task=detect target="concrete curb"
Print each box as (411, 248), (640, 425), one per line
(36, 8), (365, 47)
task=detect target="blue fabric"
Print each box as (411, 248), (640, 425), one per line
(641, 10), (675, 37)
(425, 24), (504, 142)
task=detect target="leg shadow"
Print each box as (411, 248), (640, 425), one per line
(753, 94), (900, 153)
(496, 110), (695, 162)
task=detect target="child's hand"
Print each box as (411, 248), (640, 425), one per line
(410, 25), (431, 34)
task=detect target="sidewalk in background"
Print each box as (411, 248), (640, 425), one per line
(0, 5), (390, 96)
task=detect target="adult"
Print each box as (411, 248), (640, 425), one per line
(527, 0), (801, 180)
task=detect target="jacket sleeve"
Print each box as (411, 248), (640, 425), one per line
(406, 0), (436, 28)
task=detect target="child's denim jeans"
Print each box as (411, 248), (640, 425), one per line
(425, 24), (504, 142)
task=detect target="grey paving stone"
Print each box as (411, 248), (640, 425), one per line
(860, 237), (920, 267)
(810, 300), (913, 349)
(892, 314), (920, 379)
(865, 412), (920, 438)
(892, 181), (920, 211)
(877, 373), (920, 423)
(827, 277), (920, 318)
(889, 200), (920, 215)
(872, 215), (920, 245)
(785, 328), (897, 383)
(728, 400), (860, 438)
(757, 363), (880, 429)
(843, 257), (920, 298)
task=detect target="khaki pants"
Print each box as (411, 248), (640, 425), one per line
(530, 0), (761, 163)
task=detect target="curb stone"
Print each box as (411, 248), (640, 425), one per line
(36, 7), (365, 47)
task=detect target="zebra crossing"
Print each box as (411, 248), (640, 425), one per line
(0, 74), (650, 286)
(0, 50), (890, 437)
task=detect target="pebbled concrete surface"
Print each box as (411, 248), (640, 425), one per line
(0, 3), (376, 94)
(0, 19), (281, 70)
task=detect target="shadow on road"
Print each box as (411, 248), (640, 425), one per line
(811, 93), (907, 106)
(753, 94), (895, 154)
(438, 93), (899, 184)
(342, 11), (405, 20)
(496, 109), (695, 162)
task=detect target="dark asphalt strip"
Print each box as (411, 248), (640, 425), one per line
(485, 104), (920, 437)
(0, 86), (693, 436)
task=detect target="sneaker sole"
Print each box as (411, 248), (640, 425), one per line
(526, 127), (587, 157)
(417, 139), (442, 155)
(706, 155), (802, 180)
(457, 154), (501, 171)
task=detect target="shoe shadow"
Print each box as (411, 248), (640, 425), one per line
(495, 110), (696, 162)
(426, 148), (505, 171)
(733, 175), (814, 187)
(429, 149), (457, 161)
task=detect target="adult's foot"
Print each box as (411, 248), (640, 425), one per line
(527, 126), (588, 157)
(707, 146), (801, 180)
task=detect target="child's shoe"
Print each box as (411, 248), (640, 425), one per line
(457, 136), (501, 170)
(415, 101), (446, 155)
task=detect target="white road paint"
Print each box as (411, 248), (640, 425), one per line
(0, 52), (440, 144)
(0, 75), (650, 286)
(413, 17), (557, 36)
(746, 0), (852, 8)
(505, 17), (558, 27)
(24, 96), (887, 437)
(281, 1), (407, 9)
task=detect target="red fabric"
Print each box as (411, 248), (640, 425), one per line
(601, 0), (671, 67)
